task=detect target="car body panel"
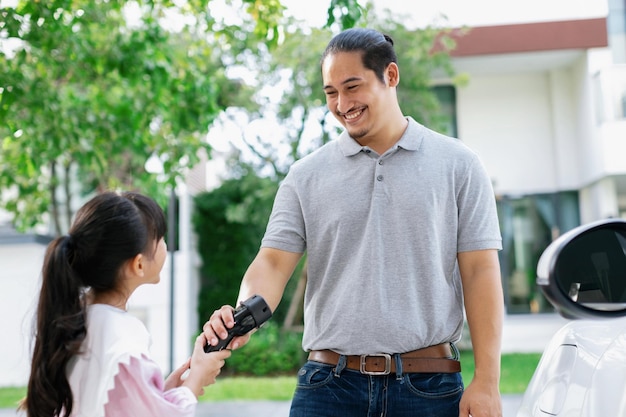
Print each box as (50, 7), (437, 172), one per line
(518, 306), (626, 416)
(517, 219), (626, 416)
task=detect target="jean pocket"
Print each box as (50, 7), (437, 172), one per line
(296, 361), (336, 389)
(403, 372), (464, 399)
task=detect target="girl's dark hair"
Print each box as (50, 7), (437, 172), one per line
(321, 27), (397, 84)
(22, 191), (166, 417)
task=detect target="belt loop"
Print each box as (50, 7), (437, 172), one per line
(333, 354), (347, 377)
(393, 353), (403, 381)
(450, 342), (460, 360)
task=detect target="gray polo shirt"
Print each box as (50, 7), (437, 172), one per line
(262, 117), (502, 355)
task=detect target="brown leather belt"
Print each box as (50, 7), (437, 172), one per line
(308, 343), (461, 375)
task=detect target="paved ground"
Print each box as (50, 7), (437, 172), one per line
(1, 313), (567, 417)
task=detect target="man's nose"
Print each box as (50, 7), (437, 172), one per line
(336, 93), (352, 115)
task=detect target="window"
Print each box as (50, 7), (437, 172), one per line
(432, 85), (458, 137)
(498, 192), (580, 313)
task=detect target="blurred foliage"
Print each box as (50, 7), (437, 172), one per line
(234, 23), (336, 179)
(0, 0), (276, 233)
(327, 0), (367, 32)
(221, 322), (306, 375)
(192, 170), (279, 323)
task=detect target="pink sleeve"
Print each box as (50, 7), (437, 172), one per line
(104, 355), (197, 417)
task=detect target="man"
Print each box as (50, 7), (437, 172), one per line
(205, 27), (504, 417)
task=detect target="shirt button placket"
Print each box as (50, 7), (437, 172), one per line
(376, 158), (384, 182)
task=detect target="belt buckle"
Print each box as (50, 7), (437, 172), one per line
(360, 353), (392, 375)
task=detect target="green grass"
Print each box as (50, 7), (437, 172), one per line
(460, 351), (542, 394)
(0, 352), (542, 408)
(200, 375), (297, 401)
(0, 386), (25, 410)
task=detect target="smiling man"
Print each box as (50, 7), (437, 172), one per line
(205, 27), (504, 417)
(321, 35), (406, 153)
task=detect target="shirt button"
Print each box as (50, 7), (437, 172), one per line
(378, 160), (383, 165)
(377, 175), (383, 181)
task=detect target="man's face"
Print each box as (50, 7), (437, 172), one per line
(322, 51), (396, 143)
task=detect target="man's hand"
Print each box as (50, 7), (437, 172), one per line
(459, 379), (502, 417)
(202, 305), (251, 351)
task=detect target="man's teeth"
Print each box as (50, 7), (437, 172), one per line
(345, 109), (362, 120)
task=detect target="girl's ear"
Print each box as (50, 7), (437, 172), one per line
(126, 253), (145, 278)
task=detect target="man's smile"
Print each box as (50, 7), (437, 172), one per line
(340, 107), (366, 122)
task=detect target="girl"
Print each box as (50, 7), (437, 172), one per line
(21, 191), (230, 417)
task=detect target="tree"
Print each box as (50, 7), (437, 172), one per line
(0, 0), (282, 234)
(0, 0), (365, 234)
(0, 1), (253, 233)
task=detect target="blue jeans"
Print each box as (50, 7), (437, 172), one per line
(289, 356), (463, 417)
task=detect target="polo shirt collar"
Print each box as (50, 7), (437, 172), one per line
(338, 117), (424, 156)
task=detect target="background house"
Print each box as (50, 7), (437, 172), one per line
(445, 6), (626, 313)
(2, 0), (624, 387)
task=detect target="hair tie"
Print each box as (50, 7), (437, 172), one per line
(65, 234), (75, 249)
(61, 234), (77, 266)
(63, 234), (77, 261)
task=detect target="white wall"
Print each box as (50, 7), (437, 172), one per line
(457, 72), (559, 195)
(579, 177), (620, 222)
(547, 66), (582, 192)
(0, 242), (45, 387)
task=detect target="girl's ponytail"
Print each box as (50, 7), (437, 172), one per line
(24, 235), (86, 417)
(21, 191), (166, 417)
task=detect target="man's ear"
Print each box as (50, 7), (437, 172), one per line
(386, 62), (400, 87)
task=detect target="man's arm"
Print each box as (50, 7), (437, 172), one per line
(237, 247), (303, 311)
(458, 249), (504, 417)
(203, 247), (303, 349)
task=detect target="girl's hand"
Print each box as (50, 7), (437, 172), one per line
(182, 333), (232, 398)
(164, 358), (192, 391)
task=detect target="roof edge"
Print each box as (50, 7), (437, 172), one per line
(446, 17), (608, 57)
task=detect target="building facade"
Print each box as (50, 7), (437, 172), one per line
(441, 11), (626, 313)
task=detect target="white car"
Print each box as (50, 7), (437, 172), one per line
(517, 218), (626, 417)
